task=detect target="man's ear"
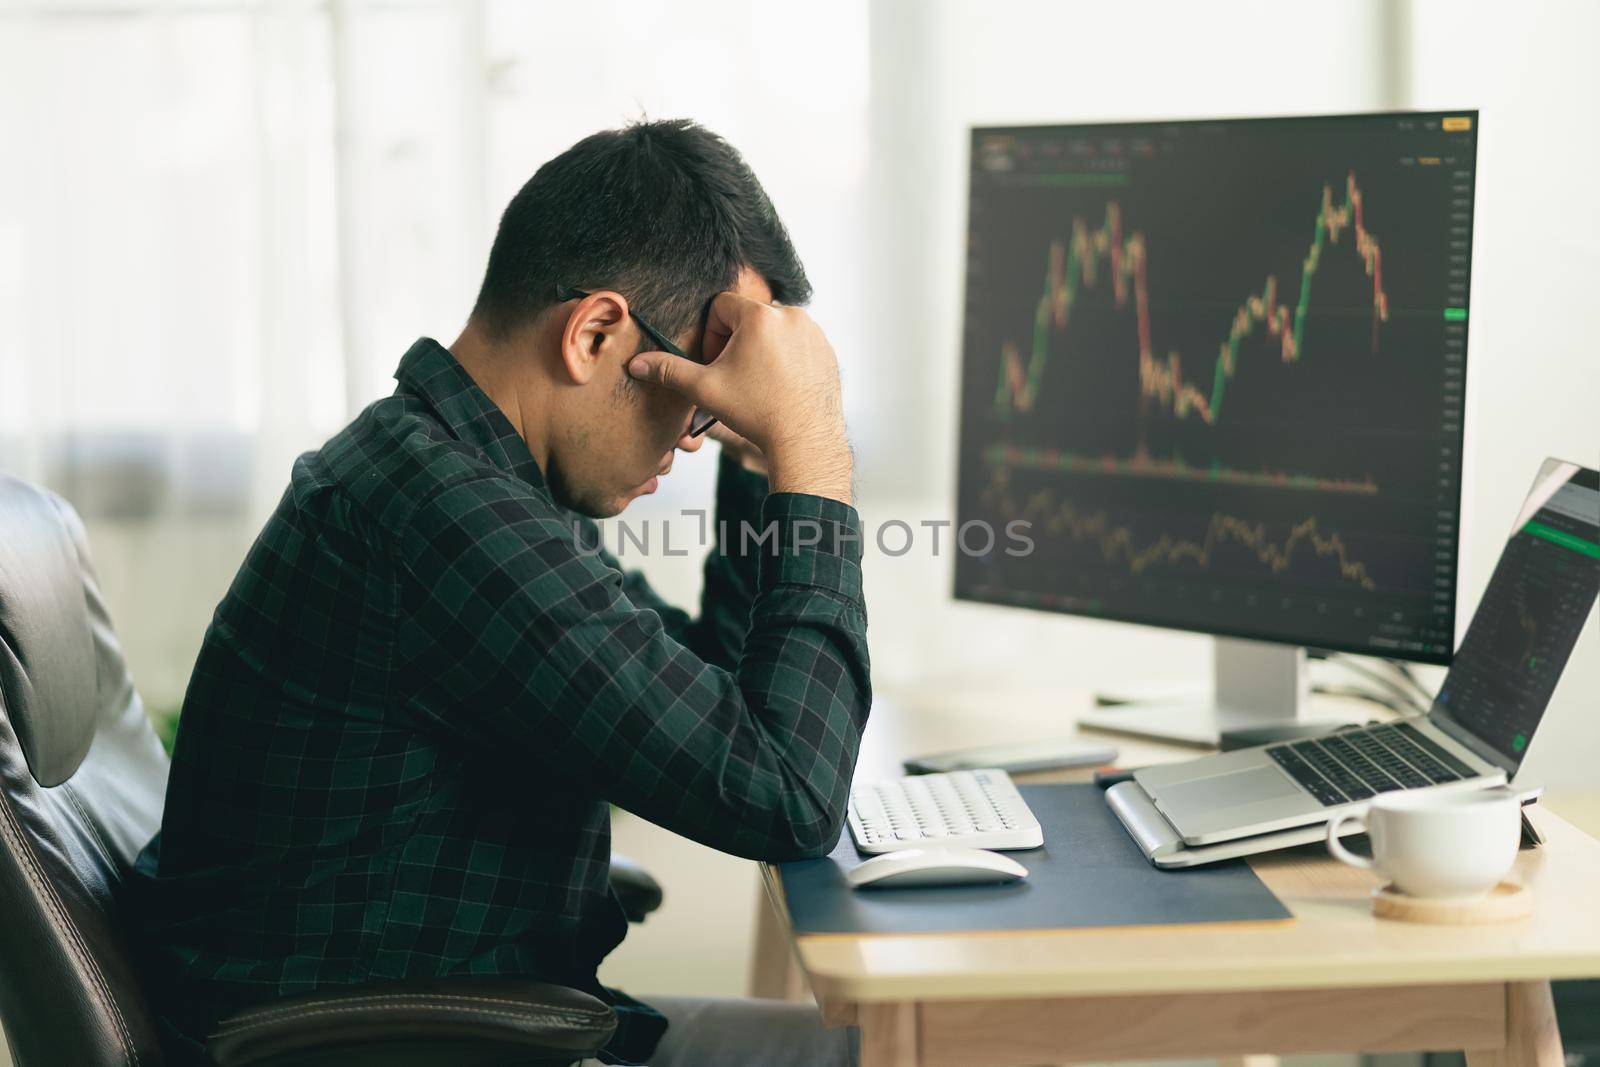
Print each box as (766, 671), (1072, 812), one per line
(557, 290), (631, 385)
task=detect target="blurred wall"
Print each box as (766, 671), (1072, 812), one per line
(1401, 0), (1600, 793)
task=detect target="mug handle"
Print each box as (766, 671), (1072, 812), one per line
(1326, 811), (1374, 870)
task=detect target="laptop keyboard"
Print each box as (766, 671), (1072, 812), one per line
(1267, 721), (1480, 808)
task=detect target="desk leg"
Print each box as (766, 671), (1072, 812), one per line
(859, 1003), (918, 1067)
(749, 879), (809, 1002)
(1465, 981), (1564, 1067)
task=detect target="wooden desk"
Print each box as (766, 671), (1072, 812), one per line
(753, 687), (1600, 1067)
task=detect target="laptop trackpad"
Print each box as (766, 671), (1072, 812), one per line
(1160, 766), (1300, 814)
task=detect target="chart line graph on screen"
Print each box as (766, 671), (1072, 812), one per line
(981, 471), (1379, 592)
(990, 171), (1389, 492)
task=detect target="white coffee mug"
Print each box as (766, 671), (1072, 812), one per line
(1325, 789), (1521, 900)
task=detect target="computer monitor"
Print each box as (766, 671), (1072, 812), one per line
(953, 111), (1479, 744)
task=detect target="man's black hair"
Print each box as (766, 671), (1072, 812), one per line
(471, 118), (811, 343)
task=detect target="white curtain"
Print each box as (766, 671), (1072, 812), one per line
(0, 0), (871, 708)
(0, 1), (342, 517)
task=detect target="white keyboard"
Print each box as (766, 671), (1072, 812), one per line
(846, 768), (1044, 854)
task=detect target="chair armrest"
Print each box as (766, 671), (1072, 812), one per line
(207, 976), (616, 1067)
(610, 851), (663, 923)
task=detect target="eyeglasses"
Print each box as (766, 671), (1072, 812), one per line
(555, 285), (718, 438)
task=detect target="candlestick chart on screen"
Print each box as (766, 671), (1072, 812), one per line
(954, 114), (1476, 662)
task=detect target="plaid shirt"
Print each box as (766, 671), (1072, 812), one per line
(130, 338), (871, 1064)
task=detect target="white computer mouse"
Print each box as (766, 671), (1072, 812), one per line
(846, 846), (1028, 889)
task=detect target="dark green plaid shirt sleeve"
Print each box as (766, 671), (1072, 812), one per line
(611, 454), (771, 671)
(397, 472), (870, 860)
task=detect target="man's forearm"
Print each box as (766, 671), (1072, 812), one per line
(766, 432), (853, 507)
(680, 455), (770, 668)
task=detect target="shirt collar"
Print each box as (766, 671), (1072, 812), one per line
(394, 337), (547, 491)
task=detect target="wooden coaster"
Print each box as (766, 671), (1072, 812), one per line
(1372, 881), (1532, 924)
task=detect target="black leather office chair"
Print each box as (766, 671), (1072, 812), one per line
(0, 474), (660, 1066)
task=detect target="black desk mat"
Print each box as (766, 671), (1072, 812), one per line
(779, 784), (1293, 935)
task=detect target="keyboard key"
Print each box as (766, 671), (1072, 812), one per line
(1389, 763), (1431, 789)
(1305, 778), (1349, 807)
(1269, 747), (1348, 807)
(1302, 743), (1374, 800)
(1267, 745), (1304, 770)
(1395, 721), (1479, 779)
(1367, 727), (1458, 786)
(1349, 735), (1400, 767)
(1405, 753), (1457, 784)
(1321, 736), (1401, 792)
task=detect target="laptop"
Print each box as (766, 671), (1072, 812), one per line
(1110, 458), (1600, 865)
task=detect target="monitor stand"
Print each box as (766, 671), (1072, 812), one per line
(1078, 637), (1338, 748)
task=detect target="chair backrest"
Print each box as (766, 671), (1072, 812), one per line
(0, 474), (172, 1067)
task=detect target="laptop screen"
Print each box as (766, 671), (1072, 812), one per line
(1431, 461), (1600, 771)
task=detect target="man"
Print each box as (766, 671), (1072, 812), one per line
(131, 119), (868, 1066)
